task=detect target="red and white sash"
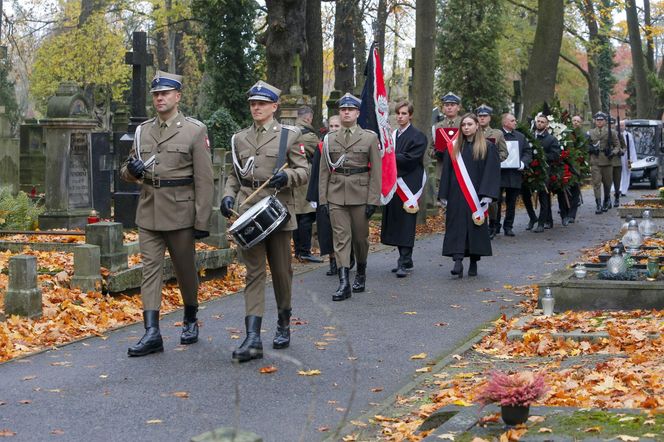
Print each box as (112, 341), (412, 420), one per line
(392, 129), (427, 213)
(447, 142), (488, 225)
(435, 127), (459, 153)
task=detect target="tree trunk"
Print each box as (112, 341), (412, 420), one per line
(644, 0), (655, 72)
(626, 0), (653, 118)
(302, 0), (323, 128)
(334, 0), (355, 92)
(353, 1), (367, 94)
(579, 0), (602, 114)
(265, 0), (307, 92)
(376, 0), (388, 66)
(78, 0), (106, 27)
(521, 0), (564, 120)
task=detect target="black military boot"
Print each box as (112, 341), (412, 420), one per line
(352, 262), (367, 293)
(326, 256), (338, 276)
(272, 308), (291, 349)
(349, 252), (356, 270)
(232, 316), (263, 362)
(180, 305), (199, 345)
(468, 257), (479, 277)
(614, 192), (620, 208)
(128, 310), (163, 357)
(602, 198), (611, 212)
(595, 199), (603, 214)
(451, 259), (463, 278)
(333, 267), (352, 301)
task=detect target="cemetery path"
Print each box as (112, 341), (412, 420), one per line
(0, 187), (649, 442)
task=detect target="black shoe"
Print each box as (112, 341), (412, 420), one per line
(543, 222), (552, 229)
(128, 311), (164, 357)
(232, 316), (263, 362)
(602, 199), (611, 212)
(352, 262), (367, 293)
(333, 267), (352, 301)
(504, 228), (515, 237)
(272, 309), (291, 349)
(533, 224), (544, 233)
(180, 305), (199, 345)
(395, 266), (408, 278)
(326, 257), (338, 276)
(561, 217), (570, 226)
(451, 259), (463, 277)
(614, 195), (620, 207)
(468, 260), (478, 277)
(525, 220), (536, 231)
(568, 218), (575, 224)
(488, 228), (496, 240)
(299, 253), (323, 263)
(595, 199), (603, 214)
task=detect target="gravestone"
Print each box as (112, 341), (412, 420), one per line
(71, 244), (102, 292)
(113, 31), (153, 228)
(85, 221), (128, 272)
(0, 108), (19, 195)
(18, 120), (45, 195)
(90, 132), (113, 219)
(4, 254), (42, 318)
(38, 82), (97, 229)
(279, 54), (313, 126)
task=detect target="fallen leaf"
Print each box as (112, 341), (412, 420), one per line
(527, 415), (545, 423)
(298, 369), (321, 376)
(450, 304), (462, 308)
(371, 387), (383, 392)
(415, 367), (432, 373)
(0, 429), (16, 437)
(146, 419), (163, 424)
(342, 435), (357, 442)
(259, 366), (278, 374)
(434, 322), (448, 327)
(538, 428), (552, 433)
(335, 407), (346, 412)
(471, 438), (490, 442)
(21, 376), (36, 381)
(437, 434), (455, 440)
(317, 426), (329, 432)
(583, 426), (601, 433)
(403, 311), (417, 315)
(50, 429), (65, 435)
(410, 353), (427, 360)
(350, 420), (367, 427)
(452, 354), (463, 360)
(615, 436), (639, 442)
(172, 391), (189, 399)
(99, 374), (108, 379)
(18, 400), (31, 405)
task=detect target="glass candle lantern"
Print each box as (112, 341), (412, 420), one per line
(639, 210), (656, 238)
(646, 257), (660, 281)
(541, 287), (555, 316)
(622, 220), (643, 254)
(606, 248), (627, 274)
(620, 215), (634, 236)
(574, 264), (587, 279)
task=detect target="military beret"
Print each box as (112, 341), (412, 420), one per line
(337, 92), (361, 109)
(441, 92), (461, 104)
(150, 70), (183, 93)
(593, 112), (607, 120)
(475, 104), (493, 116)
(247, 80), (281, 102)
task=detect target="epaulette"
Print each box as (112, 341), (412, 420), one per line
(281, 124), (299, 132)
(363, 128), (377, 135)
(299, 126), (313, 135)
(185, 116), (204, 127)
(141, 117), (156, 126)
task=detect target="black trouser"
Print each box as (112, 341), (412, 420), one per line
(558, 184), (580, 220)
(538, 191), (552, 226)
(496, 187), (520, 231)
(293, 212), (316, 256)
(522, 185), (538, 223)
(398, 246), (413, 268)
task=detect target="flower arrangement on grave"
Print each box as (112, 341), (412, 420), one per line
(476, 370), (548, 408)
(519, 123), (549, 193)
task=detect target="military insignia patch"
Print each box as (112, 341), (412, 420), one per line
(299, 144), (305, 155)
(205, 135), (210, 150)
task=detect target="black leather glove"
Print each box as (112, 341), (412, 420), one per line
(127, 158), (145, 179)
(319, 204), (329, 216)
(193, 229), (209, 240)
(268, 171), (288, 189)
(365, 204), (377, 219)
(220, 196), (235, 219)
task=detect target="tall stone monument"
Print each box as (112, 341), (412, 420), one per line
(0, 106), (19, 195)
(38, 82), (97, 229)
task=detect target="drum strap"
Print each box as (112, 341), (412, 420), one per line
(273, 127), (289, 174)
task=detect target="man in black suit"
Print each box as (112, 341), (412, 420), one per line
(381, 100), (427, 277)
(497, 113), (532, 236)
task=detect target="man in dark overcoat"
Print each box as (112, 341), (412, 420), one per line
(380, 100), (427, 277)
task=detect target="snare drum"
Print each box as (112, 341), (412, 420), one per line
(229, 195), (290, 249)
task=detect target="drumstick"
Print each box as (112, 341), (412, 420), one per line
(240, 163), (288, 208)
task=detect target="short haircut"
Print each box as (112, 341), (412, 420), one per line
(395, 100), (414, 115)
(501, 113), (515, 124)
(297, 106), (314, 118)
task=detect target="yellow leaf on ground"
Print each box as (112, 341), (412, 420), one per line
(0, 429), (17, 437)
(172, 391), (189, 399)
(452, 399), (473, 407)
(615, 436), (639, 441)
(410, 353), (427, 360)
(415, 367), (432, 373)
(350, 420), (367, 427)
(146, 419), (163, 424)
(584, 426), (601, 433)
(259, 365), (278, 374)
(298, 369), (321, 376)
(403, 311), (417, 315)
(538, 428), (553, 433)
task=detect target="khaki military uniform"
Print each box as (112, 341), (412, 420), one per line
(431, 116), (463, 181)
(294, 119), (319, 215)
(319, 126), (382, 267)
(120, 112), (214, 310)
(588, 127), (621, 201)
(223, 119), (309, 316)
(482, 127), (508, 162)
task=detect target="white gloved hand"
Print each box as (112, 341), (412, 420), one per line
(518, 161), (525, 171)
(439, 199), (448, 208)
(310, 201), (318, 209)
(480, 197), (492, 206)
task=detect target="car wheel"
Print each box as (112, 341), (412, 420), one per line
(649, 169), (658, 189)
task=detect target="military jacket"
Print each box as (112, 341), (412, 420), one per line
(482, 127), (509, 162)
(294, 119), (319, 215)
(223, 120), (310, 231)
(120, 112), (213, 231)
(319, 126), (382, 206)
(431, 115), (463, 158)
(589, 126), (622, 167)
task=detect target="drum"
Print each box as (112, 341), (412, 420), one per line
(229, 195), (290, 249)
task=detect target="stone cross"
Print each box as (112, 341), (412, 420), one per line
(124, 31), (153, 120)
(292, 53), (302, 89)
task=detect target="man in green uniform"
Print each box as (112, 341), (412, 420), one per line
(293, 105), (323, 262)
(588, 112), (621, 214)
(319, 93), (382, 301)
(431, 92), (463, 183)
(220, 81), (310, 362)
(121, 70), (214, 357)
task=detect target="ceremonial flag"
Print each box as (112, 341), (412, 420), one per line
(358, 43), (397, 205)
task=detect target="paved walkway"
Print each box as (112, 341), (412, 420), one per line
(0, 187), (645, 441)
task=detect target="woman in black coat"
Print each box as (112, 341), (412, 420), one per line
(438, 113), (501, 278)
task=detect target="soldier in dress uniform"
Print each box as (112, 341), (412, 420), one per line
(475, 104), (508, 239)
(319, 93), (382, 301)
(121, 70), (214, 357)
(431, 92), (463, 183)
(220, 81), (309, 362)
(293, 106), (323, 263)
(588, 112), (621, 214)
